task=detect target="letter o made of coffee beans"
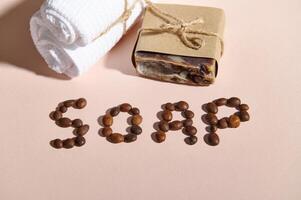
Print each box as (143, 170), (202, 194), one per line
(100, 103), (143, 144)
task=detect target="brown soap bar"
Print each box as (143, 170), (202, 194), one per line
(132, 4), (225, 86)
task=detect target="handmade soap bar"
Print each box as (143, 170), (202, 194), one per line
(132, 3), (225, 86)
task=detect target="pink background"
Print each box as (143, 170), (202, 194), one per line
(0, 0), (300, 199)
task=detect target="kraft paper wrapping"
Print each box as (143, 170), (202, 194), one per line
(132, 3), (225, 85)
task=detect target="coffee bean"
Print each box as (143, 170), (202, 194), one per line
(228, 115), (240, 128)
(208, 125), (218, 133)
(175, 101), (189, 111)
(238, 104), (249, 111)
(120, 103), (132, 112)
(183, 126), (197, 136)
(130, 125), (142, 135)
(183, 110), (194, 119)
(75, 125), (90, 136)
(158, 121), (169, 132)
(75, 98), (87, 109)
(52, 139), (63, 149)
(110, 107), (120, 117)
(185, 136), (198, 145)
(63, 138), (75, 149)
(217, 118), (228, 129)
(131, 115), (143, 125)
(72, 119), (83, 128)
(165, 103), (175, 111)
(182, 119), (193, 127)
(58, 106), (68, 113)
(108, 133), (124, 144)
(207, 133), (220, 146)
(74, 136), (86, 147)
(214, 98), (227, 106)
(169, 120), (183, 131)
(155, 131), (166, 143)
(50, 111), (62, 121)
(124, 134), (137, 143)
(129, 107), (140, 115)
(102, 127), (113, 137)
(191, 75), (203, 83)
(102, 115), (113, 127)
(227, 97), (241, 107)
(206, 102), (218, 114)
(56, 118), (72, 128)
(162, 110), (173, 122)
(63, 100), (75, 107)
(238, 111), (250, 122)
(204, 113), (218, 125)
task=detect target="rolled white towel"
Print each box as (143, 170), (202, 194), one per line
(30, 0), (145, 77)
(40, 0), (145, 46)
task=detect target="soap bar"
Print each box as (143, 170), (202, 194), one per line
(135, 52), (216, 85)
(132, 3), (225, 86)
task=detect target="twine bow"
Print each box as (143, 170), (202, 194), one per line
(143, 0), (224, 55)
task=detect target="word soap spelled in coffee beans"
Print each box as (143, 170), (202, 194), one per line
(49, 97), (250, 149)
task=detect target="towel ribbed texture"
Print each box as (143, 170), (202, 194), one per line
(30, 0), (145, 77)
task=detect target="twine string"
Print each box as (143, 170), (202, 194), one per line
(143, 0), (224, 55)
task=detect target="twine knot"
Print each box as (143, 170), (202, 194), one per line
(142, 1), (224, 55)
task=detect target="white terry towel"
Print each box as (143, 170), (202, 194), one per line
(30, 0), (145, 77)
